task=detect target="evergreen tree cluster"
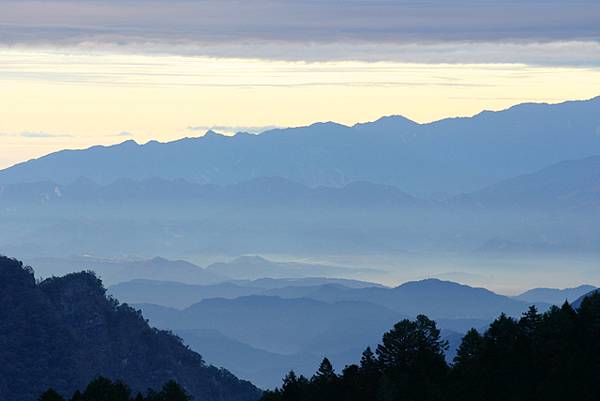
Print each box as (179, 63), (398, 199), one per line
(262, 294), (600, 401)
(38, 377), (191, 401)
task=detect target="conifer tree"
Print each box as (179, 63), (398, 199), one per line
(39, 389), (66, 401)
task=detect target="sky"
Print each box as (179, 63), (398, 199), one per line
(1, 0), (600, 169)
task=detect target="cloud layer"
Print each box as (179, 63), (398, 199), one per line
(1, 0), (599, 64)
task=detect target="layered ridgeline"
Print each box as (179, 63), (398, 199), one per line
(130, 278), (547, 388)
(1, 97), (599, 195)
(0, 256), (261, 401)
(1, 153), (600, 259)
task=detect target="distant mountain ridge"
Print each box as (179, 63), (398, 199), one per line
(26, 255), (227, 286)
(108, 276), (384, 309)
(135, 278), (545, 388)
(27, 255), (382, 289)
(289, 278), (545, 319)
(2, 97), (599, 195)
(457, 155), (600, 210)
(205, 256), (380, 280)
(0, 176), (420, 209)
(515, 285), (597, 305)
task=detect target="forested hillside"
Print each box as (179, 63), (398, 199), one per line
(263, 293), (600, 401)
(0, 256), (261, 401)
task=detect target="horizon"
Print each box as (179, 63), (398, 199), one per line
(2, 94), (598, 170)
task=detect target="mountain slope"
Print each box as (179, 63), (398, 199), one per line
(205, 256), (378, 280)
(2, 97), (599, 194)
(572, 289), (600, 309)
(108, 280), (262, 309)
(515, 285), (597, 305)
(108, 277), (384, 309)
(456, 155), (600, 210)
(0, 256), (261, 401)
(305, 278), (545, 319)
(0, 177), (420, 210)
(25, 256), (227, 286)
(137, 296), (404, 355)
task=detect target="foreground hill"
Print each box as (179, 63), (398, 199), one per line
(0, 256), (261, 401)
(1, 97), (599, 194)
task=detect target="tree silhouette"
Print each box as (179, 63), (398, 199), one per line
(260, 297), (600, 401)
(312, 358), (335, 383)
(155, 380), (192, 401)
(39, 389), (66, 401)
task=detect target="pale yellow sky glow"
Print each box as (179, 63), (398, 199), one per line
(1, 49), (600, 169)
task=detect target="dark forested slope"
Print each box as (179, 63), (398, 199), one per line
(0, 256), (261, 401)
(262, 293), (600, 401)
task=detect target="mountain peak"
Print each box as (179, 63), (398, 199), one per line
(204, 130), (224, 138)
(353, 114), (419, 130)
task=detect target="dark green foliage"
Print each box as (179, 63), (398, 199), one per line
(262, 292), (600, 401)
(38, 378), (192, 401)
(39, 389), (66, 401)
(80, 377), (131, 401)
(148, 381), (193, 401)
(0, 256), (261, 401)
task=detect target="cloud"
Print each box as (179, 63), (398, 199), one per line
(0, 131), (73, 138)
(186, 125), (281, 135)
(20, 131), (73, 138)
(0, 0), (599, 64)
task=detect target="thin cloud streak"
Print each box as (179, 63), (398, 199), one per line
(0, 131), (74, 139)
(186, 125), (281, 135)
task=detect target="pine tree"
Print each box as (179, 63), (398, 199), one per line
(359, 347), (378, 373)
(312, 358), (335, 382)
(281, 371), (307, 401)
(39, 389), (66, 401)
(453, 328), (483, 366)
(520, 305), (542, 338)
(376, 316), (448, 401)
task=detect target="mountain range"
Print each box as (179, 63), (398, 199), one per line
(25, 255), (377, 287)
(108, 276), (383, 309)
(133, 278), (545, 387)
(2, 153), (600, 259)
(2, 153), (600, 213)
(2, 97), (600, 195)
(457, 155), (600, 211)
(24, 256), (226, 286)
